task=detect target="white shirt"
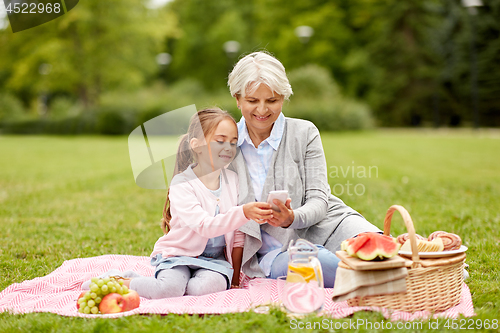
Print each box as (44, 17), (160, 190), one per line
(237, 113), (286, 276)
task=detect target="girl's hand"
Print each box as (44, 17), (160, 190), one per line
(243, 202), (273, 223)
(265, 198), (294, 228)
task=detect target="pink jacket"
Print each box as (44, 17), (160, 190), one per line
(151, 166), (247, 266)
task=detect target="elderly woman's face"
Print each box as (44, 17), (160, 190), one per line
(236, 84), (284, 135)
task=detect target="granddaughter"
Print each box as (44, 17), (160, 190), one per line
(84, 108), (273, 298)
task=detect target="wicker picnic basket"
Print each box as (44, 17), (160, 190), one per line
(347, 205), (465, 312)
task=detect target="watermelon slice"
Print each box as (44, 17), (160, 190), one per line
(343, 233), (401, 261)
(340, 232), (371, 255)
(346, 234), (370, 256)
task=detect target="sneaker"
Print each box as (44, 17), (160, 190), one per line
(464, 263), (470, 280)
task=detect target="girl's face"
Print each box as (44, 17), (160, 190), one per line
(236, 83), (284, 135)
(194, 119), (238, 172)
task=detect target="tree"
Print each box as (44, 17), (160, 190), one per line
(0, 0), (180, 110)
(166, 0), (252, 90)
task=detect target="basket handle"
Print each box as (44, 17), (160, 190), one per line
(383, 205), (421, 264)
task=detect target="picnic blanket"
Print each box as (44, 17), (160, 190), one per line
(0, 255), (475, 321)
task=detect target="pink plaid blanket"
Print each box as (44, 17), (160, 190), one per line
(0, 255), (475, 320)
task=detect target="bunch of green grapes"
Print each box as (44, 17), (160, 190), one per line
(77, 277), (129, 314)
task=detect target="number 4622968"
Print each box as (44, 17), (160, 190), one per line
(5, 2), (62, 14)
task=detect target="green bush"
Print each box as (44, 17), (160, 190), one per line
(136, 106), (165, 125)
(0, 71), (375, 135)
(128, 80), (241, 126)
(287, 64), (339, 100)
(0, 114), (97, 135)
(0, 93), (26, 123)
(47, 97), (83, 120)
(95, 109), (130, 135)
(286, 65), (374, 131)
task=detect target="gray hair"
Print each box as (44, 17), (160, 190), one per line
(228, 51), (293, 100)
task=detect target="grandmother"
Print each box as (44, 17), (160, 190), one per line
(227, 51), (381, 288)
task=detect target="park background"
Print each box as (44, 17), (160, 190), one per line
(0, 0), (499, 131)
(0, 0), (499, 332)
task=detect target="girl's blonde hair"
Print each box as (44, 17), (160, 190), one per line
(161, 107), (237, 234)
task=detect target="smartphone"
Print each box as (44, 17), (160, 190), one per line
(266, 190), (289, 212)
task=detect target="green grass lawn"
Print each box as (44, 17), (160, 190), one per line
(0, 130), (499, 332)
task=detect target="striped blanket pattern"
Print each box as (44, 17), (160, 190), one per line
(0, 255), (475, 320)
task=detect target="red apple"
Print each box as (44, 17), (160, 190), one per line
(99, 293), (126, 314)
(122, 290), (140, 312)
(76, 291), (87, 309)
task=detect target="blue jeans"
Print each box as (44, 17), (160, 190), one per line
(268, 245), (340, 288)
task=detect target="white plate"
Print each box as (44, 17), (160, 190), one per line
(398, 245), (468, 258)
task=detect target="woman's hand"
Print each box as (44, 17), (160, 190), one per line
(243, 202), (273, 223)
(265, 198), (294, 228)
